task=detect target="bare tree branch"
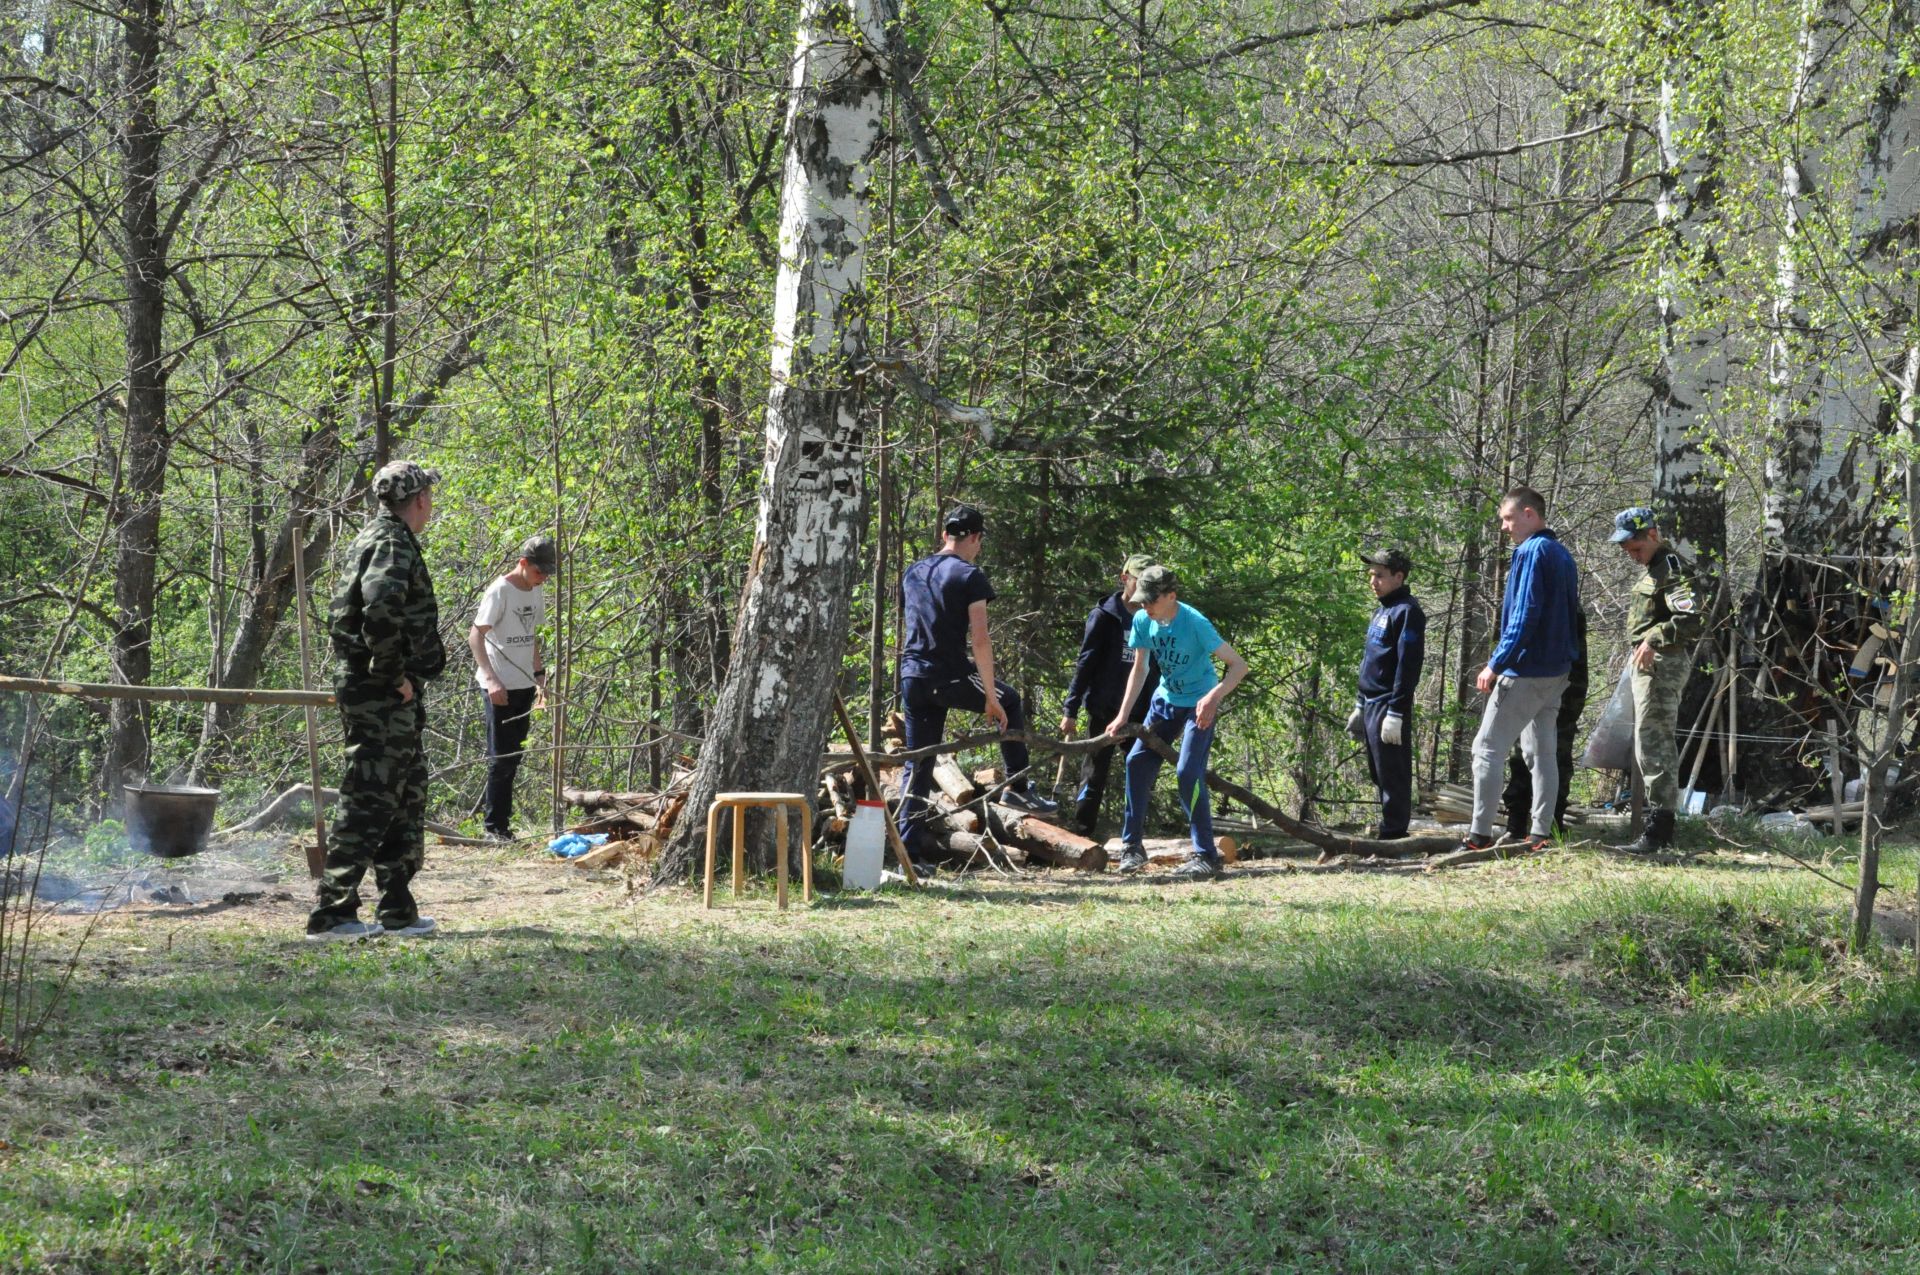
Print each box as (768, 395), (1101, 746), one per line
(865, 354), (992, 440)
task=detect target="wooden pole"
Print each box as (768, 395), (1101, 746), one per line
(290, 524), (330, 878)
(1826, 718), (1848, 836)
(0, 675), (333, 707)
(831, 691), (920, 886)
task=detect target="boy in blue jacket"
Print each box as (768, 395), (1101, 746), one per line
(1351, 548), (1425, 839)
(1463, 486), (1581, 851)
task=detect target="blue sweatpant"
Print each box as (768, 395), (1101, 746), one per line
(1120, 699), (1216, 858)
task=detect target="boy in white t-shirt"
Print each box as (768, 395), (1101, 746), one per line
(468, 535), (557, 840)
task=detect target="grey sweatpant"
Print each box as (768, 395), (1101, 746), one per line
(1470, 673), (1571, 838)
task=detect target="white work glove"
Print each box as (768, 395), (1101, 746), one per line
(1381, 713), (1404, 746)
(1345, 704), (1364, 741)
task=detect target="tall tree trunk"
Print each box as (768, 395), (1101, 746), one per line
(104, 0), (168, 795)
(1794, 0), (1920, 557)
(658, 0), (888, 882)
(1764, 0), (1848, 547)
(1651, 0), (1729, 566)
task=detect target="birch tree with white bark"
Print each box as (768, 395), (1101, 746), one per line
(1651, 0), (1729, 567)
(1781, 0), (1920, 558)
(657, 0), (891, 880)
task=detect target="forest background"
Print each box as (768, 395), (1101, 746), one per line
(2, 0), (1913, 860)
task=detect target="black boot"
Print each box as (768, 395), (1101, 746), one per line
(1615, 806), (1675, 854)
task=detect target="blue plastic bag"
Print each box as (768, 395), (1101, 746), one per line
(547, 832), (609, 859)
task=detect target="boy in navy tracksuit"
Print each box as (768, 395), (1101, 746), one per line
(895, 504), (1057, 874)
(1464, 485), (1581, 850)
(1058, 552), (1161, 836)
(1350, 548), (1425, 839)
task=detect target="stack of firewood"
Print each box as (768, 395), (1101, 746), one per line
(820, 753), (1109, 872)
(557, 782), (690, 870)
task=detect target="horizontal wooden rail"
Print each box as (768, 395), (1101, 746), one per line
(0, 674), (334, 707)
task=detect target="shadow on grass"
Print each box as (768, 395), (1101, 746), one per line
(10, 905), (1920, 1272)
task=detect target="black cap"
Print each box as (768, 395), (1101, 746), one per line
(1361, 546), (1412, 575)
(943, 504), (985, 537)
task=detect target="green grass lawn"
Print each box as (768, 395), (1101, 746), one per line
(4, 840), (1919, 1272)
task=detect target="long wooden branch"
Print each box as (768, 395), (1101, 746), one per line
(0, 675), (333, 707)
(838, 725), (1455, 858)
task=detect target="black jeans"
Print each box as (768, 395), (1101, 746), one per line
(1503, 674), (1586, 837)
(482, 686), (537, 835)
(1071, 697), (1146, 835)
(896, 673), (1030, 854)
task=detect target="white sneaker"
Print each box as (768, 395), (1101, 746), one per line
(305, 920), (384, 943)
(383, 916), (438, 938)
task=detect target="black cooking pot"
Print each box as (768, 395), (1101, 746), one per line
(124, 785), (220, 858)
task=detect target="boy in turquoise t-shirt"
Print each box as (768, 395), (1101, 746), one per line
(1104, 565), (1249, 880)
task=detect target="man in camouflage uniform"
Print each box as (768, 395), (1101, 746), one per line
(1609, 507), (1707, 854)
(306, 460), (447, 941)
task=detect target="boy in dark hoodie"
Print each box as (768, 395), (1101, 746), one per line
(1058, 553), (1161, 836)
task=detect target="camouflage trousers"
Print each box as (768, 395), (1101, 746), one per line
(307, 673), (428, 933)
(1631, 651), (1689, 811)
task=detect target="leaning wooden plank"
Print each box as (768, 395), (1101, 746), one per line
(0, 673), (334, 706)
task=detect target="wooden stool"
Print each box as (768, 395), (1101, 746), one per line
(703, 792), (814, 910)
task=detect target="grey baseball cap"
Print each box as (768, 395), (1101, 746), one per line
(519, 534), (558, 575)
(371, 460), (438, 506)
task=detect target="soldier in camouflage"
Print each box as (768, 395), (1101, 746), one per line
(1608, 507), (1707, 854)
(306, 460), (447, 941)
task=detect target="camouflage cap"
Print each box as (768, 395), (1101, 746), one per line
(1129, 563), (1180, 605)
(1122, 552), (1156, 577)
(372, 460), (438, 506)
(518, 534), (559, 575)
(1610, 506), (1658, 544)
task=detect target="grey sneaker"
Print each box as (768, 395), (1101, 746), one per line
(1116, 844), (1149, 874)
(999, 788), (1059, 816)
(482, 829), (515, 844)
(305, 919), (384, 943)
(383, 916), (438, 938)
(1167, 854), (1224, 882)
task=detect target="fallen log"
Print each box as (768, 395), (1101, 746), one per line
(987, 804), (1105, 870)
(562, 787), (671, 811)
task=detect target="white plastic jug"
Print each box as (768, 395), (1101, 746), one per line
(844, 800), (886, 889)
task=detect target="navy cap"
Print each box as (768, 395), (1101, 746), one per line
(1610, 507), (1658, 543)
(943, 504), (985, 537)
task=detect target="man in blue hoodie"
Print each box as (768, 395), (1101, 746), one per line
(1463, 485), (1581, 852)
(1058, 552), (1160, 836)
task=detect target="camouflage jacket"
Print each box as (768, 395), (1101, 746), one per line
(1627, 548), (1706, 651)
(329, 508), (445, 686)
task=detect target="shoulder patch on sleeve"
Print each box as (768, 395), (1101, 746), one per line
(1670, 584), (1696, 614)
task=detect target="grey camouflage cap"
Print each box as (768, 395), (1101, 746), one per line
(372, 460), (438, 506)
